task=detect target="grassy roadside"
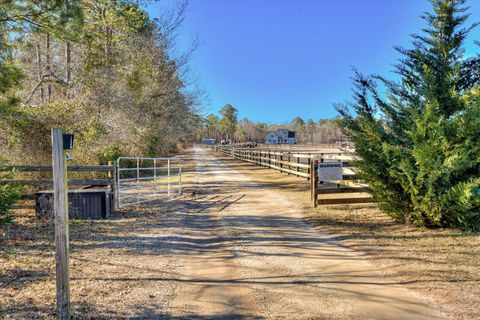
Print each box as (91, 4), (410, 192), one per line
(0, 206), (177, 318)
(0, 149), (197, 319)
(212, 150), (480, 320)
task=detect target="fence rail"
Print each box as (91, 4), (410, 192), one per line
(236, 141), (354, 151)
(213, 146), (357, 180)
(0, 179), (113, 186)
(211, 145), (375, 207)
(0, 165), (115, 189)
(0, 165), (114, 172)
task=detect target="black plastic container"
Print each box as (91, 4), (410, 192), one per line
(35, 188), (113, 220)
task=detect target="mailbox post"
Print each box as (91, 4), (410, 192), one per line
(52, 129), (73, 319)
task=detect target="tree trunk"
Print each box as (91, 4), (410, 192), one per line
(102, 6), (109, 56)
(36, 42), (44, 104)
(65, 42), (71, 84)
(46, 33), (52, 102)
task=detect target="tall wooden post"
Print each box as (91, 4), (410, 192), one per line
(51, 128), (71, 319)
(310, 160), (318, 208)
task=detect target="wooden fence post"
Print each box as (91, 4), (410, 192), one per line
(310, 160), (318, 207)
(297, 155), (300, 177)
(307, 157), (311, 178)
(288, 153), (291, 174)
(51, 128), (71, 320)
(320, 154), (324, 185)
(108, 160), (116, 211)
(107, 160), (114, 191)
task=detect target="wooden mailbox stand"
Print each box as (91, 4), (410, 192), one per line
(52, 128), (71, 319)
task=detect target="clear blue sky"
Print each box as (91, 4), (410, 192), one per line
(146, 0), (480, 124)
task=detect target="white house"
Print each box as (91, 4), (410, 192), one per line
(266, 129), (297, 144)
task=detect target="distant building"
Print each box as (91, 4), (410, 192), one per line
(202, 138), (216, 145)
(266, 129), (297, 144)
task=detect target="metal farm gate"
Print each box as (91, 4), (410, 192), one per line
(115, 157), (182, 208)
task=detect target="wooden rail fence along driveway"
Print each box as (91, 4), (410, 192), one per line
(211, 145), (375, 207)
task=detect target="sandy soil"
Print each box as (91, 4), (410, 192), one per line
(167, 146), (447, 319)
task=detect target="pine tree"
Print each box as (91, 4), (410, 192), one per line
(337, 0), (480, 230)
(220, 104), (238, 142)
(0, 1), (82, 115)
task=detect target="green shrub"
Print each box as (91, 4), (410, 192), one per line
(97, 143), (126, 165)
(337, 0), (480, 231)
(0, 166), (22, 226)
(0, 184), (21, 225)
(144, 135), (177, 157)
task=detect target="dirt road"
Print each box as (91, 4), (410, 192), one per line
(1, 146), (449, 319)
(167, 146), (447, 319)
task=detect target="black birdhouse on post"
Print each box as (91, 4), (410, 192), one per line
(62, 133), (74, 150)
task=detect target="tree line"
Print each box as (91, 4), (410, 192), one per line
(0, 0), (202, 165)
(198, 104), (345, 145)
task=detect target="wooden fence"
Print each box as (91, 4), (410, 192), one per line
(0, 165), (115, 199)
(248, 141), (353, 152)
(211, 145), (375, 207)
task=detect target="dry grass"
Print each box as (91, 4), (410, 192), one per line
(0, 150), (198, 319)
(0, 205), (179, 319)
(214, 152), (480, 320)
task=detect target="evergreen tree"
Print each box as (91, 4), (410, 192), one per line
(291, 116), (305, 142)
(337, 0), (480, 230)
(206, 114), (220, 140)
(219, 104), (238, 142)
(0, 1), (82, 115)
(306, 119), (316, 144)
